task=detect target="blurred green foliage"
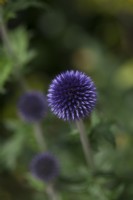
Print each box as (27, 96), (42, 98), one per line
(1, 0), (133, 199)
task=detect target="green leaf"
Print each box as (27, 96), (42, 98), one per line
(5, 119), (38, 151)
(91, 111), (101, 128)
(0, 132), (25, 170)
(3, 0), (43, 21)
(26, 173), (45, 192)
(90, 122), (116, 150)
(0, 27), (36, 92)
(9, 27), (36, 67)
(0, 119), (34, 170)
(0, 55), (14, 92)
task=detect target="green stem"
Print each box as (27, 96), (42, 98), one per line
(0, 8), (14, 58)
(33, 123), (60, 200)
(76, 119), (95, 171)
(46, 183), (60, 200)
(33, 122), (47, 151)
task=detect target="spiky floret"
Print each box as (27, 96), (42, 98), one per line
(47, 70), (97, 121)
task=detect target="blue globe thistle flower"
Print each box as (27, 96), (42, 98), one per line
(18, 91), (47, 122)
(47, 70), (97, 121)
(30, 152), (59, 182)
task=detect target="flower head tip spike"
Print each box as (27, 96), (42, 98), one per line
(48, 70), (97, 121)
(18, 91), (47, 122)
(30, 152), (59, 182)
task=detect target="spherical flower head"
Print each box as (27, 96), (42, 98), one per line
(47, 70), (97, 121)
(30, 152), (59, 182)
(18, 91), (47, 122)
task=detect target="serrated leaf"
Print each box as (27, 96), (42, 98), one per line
(26, 173), (45, 191)
(90, 122), (116, 149)
(0, 119), (35, 169)
(0, 132), (25, 169)
(3, 0), (43, 21)
(9, 27), (36, 67)
(5, 119), (38, 150)
(91, 111), (101, 128)
(0, 55), (14, 92)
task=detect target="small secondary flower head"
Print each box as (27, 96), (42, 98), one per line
(47, 70), (97, 121)
(18, 91), (47, 122)
(30, 152), (59, 182)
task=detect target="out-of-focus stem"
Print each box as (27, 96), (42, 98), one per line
(46, 183), (60, 200)
(33, 123), (60, 200)
(0, 8), (14, 57)
(33, 122), (47, 151)
(76, 119), (95, 171)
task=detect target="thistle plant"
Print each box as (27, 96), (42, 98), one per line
(48, 70), (97, 170)
(1, 0), (133, 200)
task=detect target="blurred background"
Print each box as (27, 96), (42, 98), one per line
(1, 0), (133, 199)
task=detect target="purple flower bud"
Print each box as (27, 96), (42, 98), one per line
(30, 152), (59, 182)
(47, 70), (97, 121)
(18, 91), (47, 122)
